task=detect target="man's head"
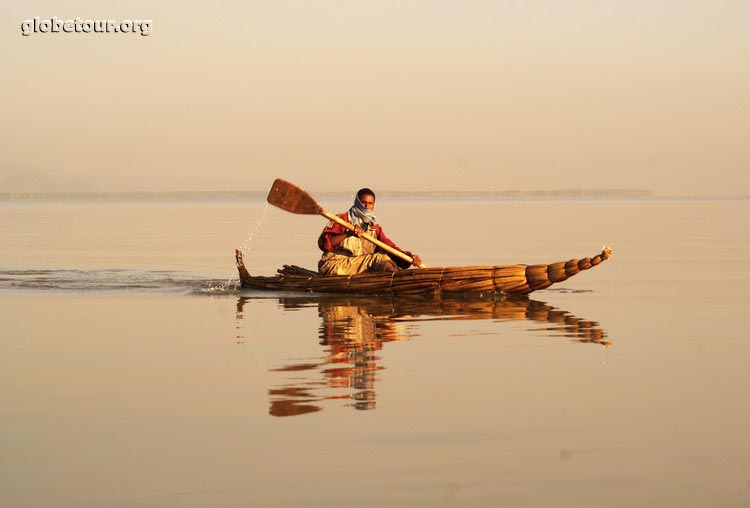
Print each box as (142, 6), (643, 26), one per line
(356, 188), (376, 210)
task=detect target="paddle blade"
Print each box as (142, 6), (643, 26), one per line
(266, 179), (323, 215)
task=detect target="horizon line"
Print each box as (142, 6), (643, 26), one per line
(2, 189), (749, 202)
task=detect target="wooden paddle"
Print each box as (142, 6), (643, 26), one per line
(266, 178), (426, 268)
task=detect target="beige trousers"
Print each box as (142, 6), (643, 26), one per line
(318, 252), (395, 275)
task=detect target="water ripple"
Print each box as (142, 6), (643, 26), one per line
(0, 268), (239, 293)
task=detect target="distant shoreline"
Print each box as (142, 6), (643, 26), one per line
(1, 189), (747, 203)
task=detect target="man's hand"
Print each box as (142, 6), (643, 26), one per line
(412, 254), (423, 268)
(352, 225), (365, 237)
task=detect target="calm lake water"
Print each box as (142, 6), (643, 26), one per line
(1, 197), (749, 507)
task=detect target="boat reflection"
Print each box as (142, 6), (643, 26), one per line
(235, 294), (610, 417)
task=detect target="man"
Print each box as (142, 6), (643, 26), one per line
(318, 188), (423, 275)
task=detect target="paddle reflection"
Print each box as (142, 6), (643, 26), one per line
(235, 295), (610, 417)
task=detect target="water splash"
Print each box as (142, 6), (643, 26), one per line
(241, 202), (270, 254)
(222, 202), (271, 288)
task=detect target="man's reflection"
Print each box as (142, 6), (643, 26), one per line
(236, 295), (610, 417)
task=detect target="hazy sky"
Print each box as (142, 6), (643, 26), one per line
(2, 1), (749, 194)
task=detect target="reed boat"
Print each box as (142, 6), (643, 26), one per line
(241, 179), (614, 296)
(234, 246), (613, 296)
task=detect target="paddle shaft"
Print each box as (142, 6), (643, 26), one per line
(321, 210), (424, 267)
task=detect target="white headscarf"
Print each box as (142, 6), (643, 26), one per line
(347, 195), (378, 227)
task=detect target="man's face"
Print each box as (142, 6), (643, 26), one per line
(360, 194), (376, 210)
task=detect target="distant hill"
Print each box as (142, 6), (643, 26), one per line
(0, 189), (656, 202)
(370, 189), (653, 199)
(0, 163), (100, 193)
